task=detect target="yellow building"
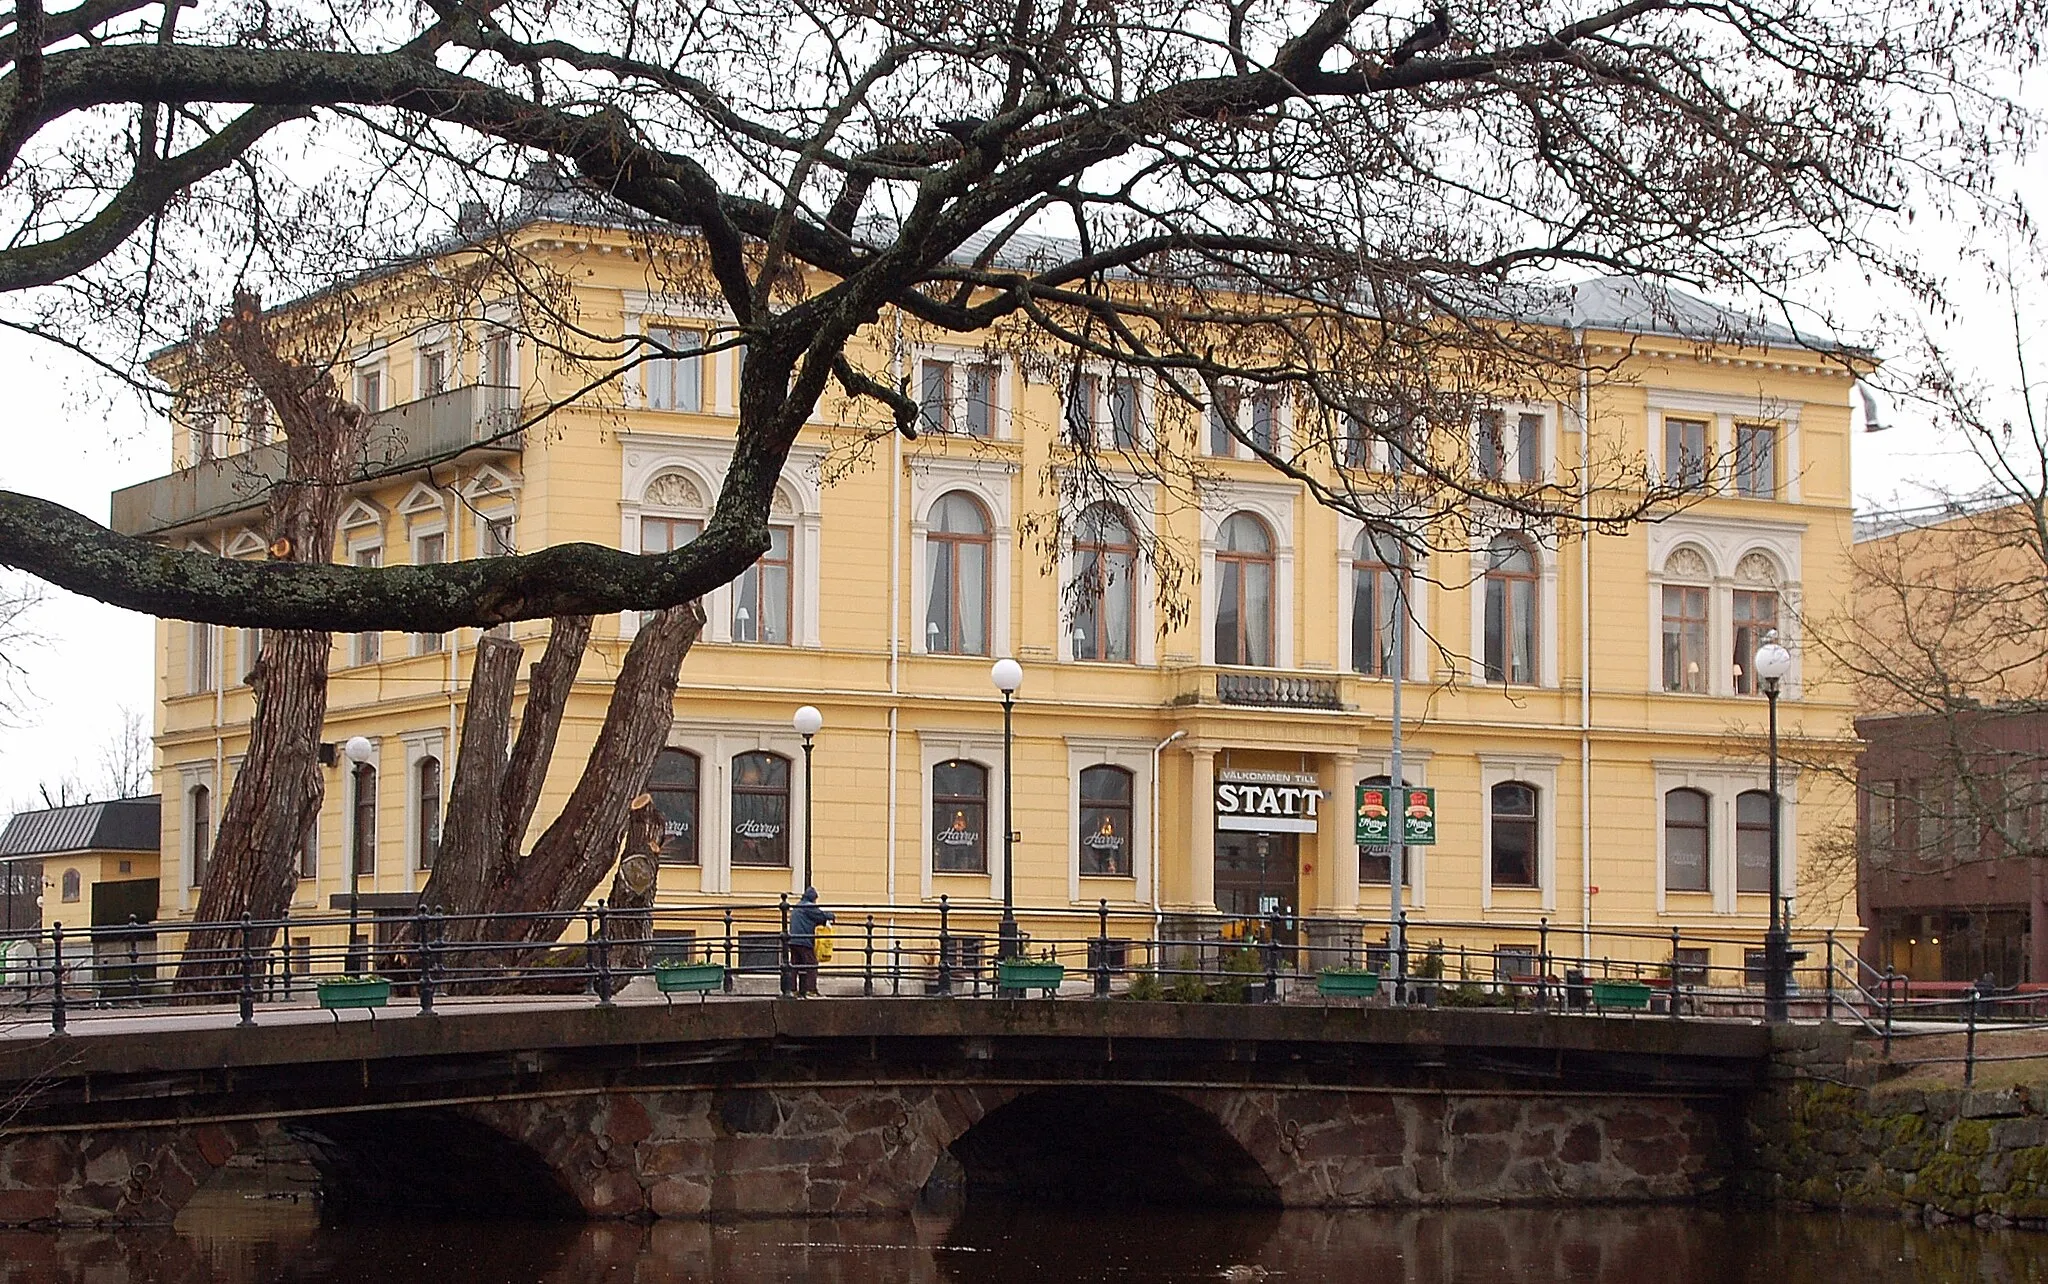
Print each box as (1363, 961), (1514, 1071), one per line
(0, 796), (161, 939)
(115, 217), (1867, 985)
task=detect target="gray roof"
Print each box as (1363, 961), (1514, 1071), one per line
(1483, 276), (1822, 350)
(0, 796), (161, 859)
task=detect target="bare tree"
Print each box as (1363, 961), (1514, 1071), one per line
(0, 573), (41, 725)
(0, 0), (2027, 637)
(94, 708), (151, 799)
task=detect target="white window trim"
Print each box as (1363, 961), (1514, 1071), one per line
(1197, 479), (1299, 668)
(186, 620), (217, 696)
(1479, 754), (1560, 911)
(1645, 515), (1805, 697)
(351, 349), (390, 414)
(619, 434), (826, 648)
(340, 738), (383, 887)
(345, 533), (385, 666)
(667, 718), (811, 896)
(1653, 761), (1797, 916)
(1473, 403), (1554, 484)
(414, 323), (455, 401)
(909, 458), (1017, 658)
(408, 519), (450, 656)
(480, 316), (521, 392)
(1064, 739), (1156, 903)
(1205, 382), (1292, 460)
(1467, 528), (1561, 689)
(1346, 749), (1434, 911)
(401, 731), (445, 877)
(620, 291), (730, 413)
(1644, 387), (1803, 501)
(917, 730), (1008, 903)
(1055, 486), (1158, 666)
(177, 764), (216, 904)
(1335, 514), (1430, 681)
(1058, 363), (1155, 451)
(911, 343), (1016, 440)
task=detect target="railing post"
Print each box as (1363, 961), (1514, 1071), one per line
(416, 903), (437, 1017)
(1536, 916), (1550, 1011)
(722, 907), (736, 993)
(1095, 899), (1112, 999)
(937, 895), (953, 996)
(1882, 968), (1896, 1058)
(126, 915), (142, 1000)
(1824, 931), (1836, 1023)
(237, 913), (257, 1027)
(1669, 925), (1683, 1020)
(891, 934), (903, 997)
(862, 915), (875, 997)
(592, 901), (614, 1007)
(1393, 910), (1409, 1005)
(275, 910), (289, 1000)
(1965, 984), (1980, 1088)
(1262, 914), (1280, 1004)
(48, 921), (66, 1036)
(778, 892), (793, 997)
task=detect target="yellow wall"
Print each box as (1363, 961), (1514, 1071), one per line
(146, 226), (1866, 979)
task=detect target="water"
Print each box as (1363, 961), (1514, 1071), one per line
(1, 1203), (2043, 1283)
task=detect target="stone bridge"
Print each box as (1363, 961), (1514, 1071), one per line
(0, 999), (1772, 1226)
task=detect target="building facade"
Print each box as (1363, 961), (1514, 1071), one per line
(118, 221), (1867, 979)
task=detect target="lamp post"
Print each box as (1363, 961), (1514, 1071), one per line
(342, 735), (374, 973)
(1752, 631), (1794, 1023)
(793, 705), (823, 890)
(991, 658), (1023, 962)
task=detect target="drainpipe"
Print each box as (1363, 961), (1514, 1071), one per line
(1150, 730), (1187, 942)
(1577, 329), (1594, 960)
(886, 308), (904, 909)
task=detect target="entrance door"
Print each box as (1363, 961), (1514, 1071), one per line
(1214, 831), (1298, 925)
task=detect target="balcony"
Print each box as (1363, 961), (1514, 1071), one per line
(110, 384), (523, 538)
(1170, 668), (1347, 711)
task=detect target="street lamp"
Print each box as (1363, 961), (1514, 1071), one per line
(991, 658), (1023, 963)
(1752, 630), (1794, 1023)
(793, 705), (823, 889)
(343, 735), (374, 973)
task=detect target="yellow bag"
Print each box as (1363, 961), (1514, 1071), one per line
(814, 924), (834, 963)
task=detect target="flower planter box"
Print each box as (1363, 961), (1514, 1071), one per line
(317, 977), (390, 1020)
(654, 962), (726, 1002)
(1591, 980), (1653, 1011)
(996, 961), (1065, 996)
(1316, 969), (1382, 998)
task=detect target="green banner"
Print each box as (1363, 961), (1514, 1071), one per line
(1356, 783), (1435, 846)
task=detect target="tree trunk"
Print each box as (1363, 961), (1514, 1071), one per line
(415, 634), (523, 926)
(500, 615), (593, 857)
(605, 794), (665, 972)
(479, 602), (703, 951)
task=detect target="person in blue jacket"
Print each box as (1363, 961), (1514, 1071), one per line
(786, 887), (834, 996)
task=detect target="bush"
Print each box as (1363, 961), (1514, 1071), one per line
(1124, 971), (1165, 1001)
(1437, 982), (1499, 1008)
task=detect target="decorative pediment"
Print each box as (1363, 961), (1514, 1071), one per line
(460, 463), (522, 500)
(1735, 551), (1780, 585)
(644, 471), (706, 510)
(338, 499), (385, 532)
(1664, 546), (1711, 581)
(223, 529), (269, 559)
(396, 483), (445, 517)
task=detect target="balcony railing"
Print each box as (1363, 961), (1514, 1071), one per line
(111, 384), (523, 538)
(1214, 671), (1344, 710)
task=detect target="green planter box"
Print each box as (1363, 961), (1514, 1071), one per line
(654, 962), (726, 999)
(996, 961), (1065, 995)
(1317, 969), (1382, 998)
(317, 977), (391, 1018)
(1591, 980), (1653, 1010)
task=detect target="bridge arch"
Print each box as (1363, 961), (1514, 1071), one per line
(284, 1109), (583, 1220)
(940, 1085), (1282, 1208)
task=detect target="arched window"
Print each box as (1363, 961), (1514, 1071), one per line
(1079, 765), (1135, 876)
(1737, 790), (1774, 893)
(1214, 513), (1274, 667)
(1665, 788), (1710, 892)
(730, 752), (790, 867)
(1483, 534), (1538, 685)
(733, 525), (793, 644)
(351, 764), (377, 878)
(61, 868), (79, 903)
(415, 755), (442, 870)
(1661, 549), (1711, 693)
(932, 759), (989, 873)
(1351, 531), (1408, 677)
(649, 748), (701, 865)
(1072, 504), (1136, 663)
(1490, 781), (1538, 888)
(1732, 555), (1781, 695)
(926, 493), (992, 655)
(1357, 774), (1415, 886)
(190, 784), (211, 887)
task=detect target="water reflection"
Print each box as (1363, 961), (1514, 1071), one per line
(1, 1205), (2043, 1283)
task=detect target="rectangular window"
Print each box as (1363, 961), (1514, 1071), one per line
(1476, 410), (1505, 479)
(421, 349), (449, 397)
(240, 627), (264, 684)
(920, 359), (954, 434)
(730, 752), (791, 867)
(416, 756), (442, 870)
(1208, 387), (1240, 457)
(1664, 417), (1709, 487)
(932, 759), (989, 874)
(1735, 424), (1778, 497)
(188, 623), (215, 694)
(297, 814), (317, 880)
(732, 526), (793, 645)
(1248, 391), (1279, 453)
(1065, 373), (1099, 445)
(1732, 590), (1779, 694)
(1673, 947), (1711, 986)
(353, 547), (382, 664)
(1495, 944), (1538, 983)
(646, 326), (705, 412)
(964, 363), (994, 438)
(1340, 412), (1370, 469)
(1108, 376), (1140, 449)
(356, 369), (383, 413)
(1078, 766), (1134, 877)
(1661, 585), (1709, 693)
(413, 532), (446, 654)
(1516, 412), (1542, 482)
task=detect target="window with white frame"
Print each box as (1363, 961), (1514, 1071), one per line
(1207, 386), (1240, 456)
(187, 622), (216, 694)
(188, 783), (212, 887)
(1062, 371), (1144, 450)
(355, 365), (385, 413)
(919, 356), (996, 437)
(186, 404), (220, 464)
(1214, 513), (1275, 667)
(1735, 423), (1779, 497)
(1664, 415), (1710, 488)
(649, 748), (701, 865)
(350, 761), (377, 878)
(1660, 547), (1711, 694)
(412, 530), (447, 654)
(1737, 790), (1774, 893)
(1489, 781), (1539, 888)
(1733, 555), (1782, 695)
(1069, 502), (1137, 663)
(415, 754), (442, 870)
(1477, 408), (1543, 482)
(240, 627), (264, 684)
(1351, 530), (1408, 677)
(1665, 787), (1711, 892)
(926, 492), (993, 655)
(1077, 765), (1134, 876)
(730, 752), (791, 867)
(932, 759), (990, 874)
(351, 544), (383, 665)
(645, 325), (705, 412)
(418, 344), (451, 398)
(1482, 534), (1539, 685)
(732, 525), (793, 644)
